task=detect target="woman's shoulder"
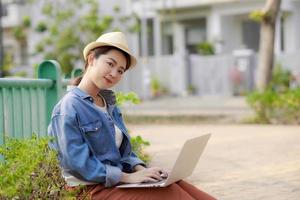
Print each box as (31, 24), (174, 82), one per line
(53, 89), (85, 116)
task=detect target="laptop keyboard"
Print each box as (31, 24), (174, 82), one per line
(141, 177), (167, 185)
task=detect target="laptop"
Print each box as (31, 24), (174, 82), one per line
(117, 133), (211, 188)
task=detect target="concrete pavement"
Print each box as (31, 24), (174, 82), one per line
(128, 124), (300, 200)
(122, 96), (254, 123)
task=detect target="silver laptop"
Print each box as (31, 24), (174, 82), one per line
(117, 133), (211, 188)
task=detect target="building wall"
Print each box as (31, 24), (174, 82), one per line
(2, 0), (300, 96)
(282, 1), (300, 53)
(131, 0), (300, 55)
(220, 15), (241, 53)
(124, 0), (300, 97)
(2, 4), (20, 28)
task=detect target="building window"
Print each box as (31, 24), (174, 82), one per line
(138, 18), (154, 56)
(147, 18), (154, 56)
(184, 18), (206, 54)
(280, 15), (285, 52)
(161, 22), (174, 55)
(1, 3), (8, 17)
(242, 20), (260, 51)
(162, 34), (173, 55)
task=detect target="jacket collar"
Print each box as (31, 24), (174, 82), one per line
(99, 89), (116, 116)
(72, 87), (117, 115)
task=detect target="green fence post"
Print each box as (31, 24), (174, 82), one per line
(71, 68), (83, 78)
(0, 90), (3, 146)
(38, 60), (62, 124)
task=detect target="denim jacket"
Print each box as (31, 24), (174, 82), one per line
(48, 87), (145, 187)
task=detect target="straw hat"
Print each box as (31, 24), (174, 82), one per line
(83, 32), (137, 68)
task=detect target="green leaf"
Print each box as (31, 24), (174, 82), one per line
(196, 41), (215, 55)
(42, 3), (53, 16)
(35, 21), (47, 32)
(116, 92), (141, 106)
(22, 16), (31, 28)
(13, 27), (26, 41)
(249, 10), (265, 22)
(0, 136), (75, 198)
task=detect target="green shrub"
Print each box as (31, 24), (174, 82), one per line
(0, 92), (150, 198)
(196, 41), (215, 55)
(150, 77), (169, 97)
(22, 16), (31, 28)
(35, 21), (48, 32)
(0, 136), (77, 199)
(269, 64), (292, 92)
(116, 91), (140, 106)
(247, 65), (300, 124)
(130, 136), (151, 163)
(247, 88), (300, 124)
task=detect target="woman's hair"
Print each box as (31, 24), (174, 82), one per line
(71, 46), (131, 86)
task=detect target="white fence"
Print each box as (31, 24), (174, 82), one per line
(276, 53), (300, 74)
(189, 54), (235, 96)
(115, 52), (299, 98)
(115, 54), (188, 98)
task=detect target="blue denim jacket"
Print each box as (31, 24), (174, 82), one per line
(48, 87), (144, 187)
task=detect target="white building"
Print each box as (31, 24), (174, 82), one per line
(128, 0), (300, 56)
(117, 0), (300, 97)
(2, 0), (300, 97)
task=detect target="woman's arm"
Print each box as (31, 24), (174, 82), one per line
(134, 164), (146, 171)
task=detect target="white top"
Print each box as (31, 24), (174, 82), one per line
(63, 94), (124, 186)
(96, 104), (124, 149)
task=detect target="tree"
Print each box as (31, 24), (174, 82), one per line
(31, 0), (114, 75)
(12, 0), (140, 76)
(250, 0), (282, 92)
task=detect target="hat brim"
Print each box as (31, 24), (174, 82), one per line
(83, 41), (137, 69)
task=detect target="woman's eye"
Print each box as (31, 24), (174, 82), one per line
(107, 62), (113, 67)
(118, 70), (124, 75)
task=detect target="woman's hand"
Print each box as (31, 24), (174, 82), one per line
(121, 167), (166, 183)
(133, 164), (146, 172)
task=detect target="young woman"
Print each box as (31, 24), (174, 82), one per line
(48, 32), (216, 199)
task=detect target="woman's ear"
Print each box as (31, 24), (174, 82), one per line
(87, 52), (95, 67)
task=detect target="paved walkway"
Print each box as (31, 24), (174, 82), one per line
(129, 124), (300, 200)
(122, 96), (254, 122)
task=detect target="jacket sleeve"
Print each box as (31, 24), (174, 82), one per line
(121, 151), (146, 172)
(50, 114), (122, 187)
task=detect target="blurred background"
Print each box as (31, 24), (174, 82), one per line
(1, 1), (300, 199)
(1, 0), (299, 99)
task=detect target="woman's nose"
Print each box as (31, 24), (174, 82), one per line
(110, 69), (118, 78)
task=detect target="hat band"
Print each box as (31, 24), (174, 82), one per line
(103, 42), (129, 53)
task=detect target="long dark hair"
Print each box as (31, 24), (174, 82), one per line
(71, 46), (131, 86)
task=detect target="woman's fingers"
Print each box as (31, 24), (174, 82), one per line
(145, 168), (163, 180)
(145, 172), (161, 180)
(148, 167), (168, 179)
(149, 167), (163, 174)
(161, 170), (168, 178)
(150, 173), (162, 180)
(142, 177), (158, 183)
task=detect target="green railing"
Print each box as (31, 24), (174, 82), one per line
(0, 60), (82, 145)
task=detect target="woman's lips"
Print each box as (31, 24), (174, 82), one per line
(104, 77), (113, 84)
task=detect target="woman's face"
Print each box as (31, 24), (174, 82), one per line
(87, 49), (127, 89)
